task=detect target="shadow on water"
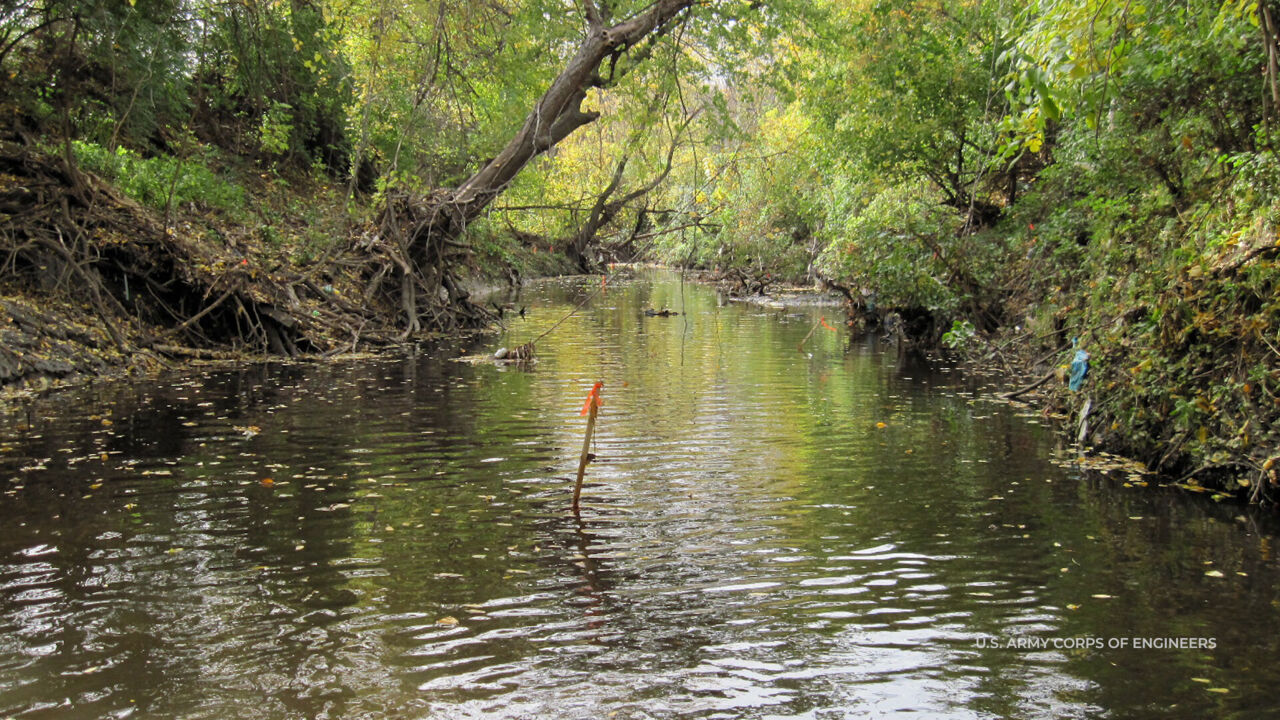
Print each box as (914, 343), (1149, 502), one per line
(2, 268), (1280, 719)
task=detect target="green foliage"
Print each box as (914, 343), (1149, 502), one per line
(2, 0), (195, 146)
(816, 179), (968, 312)
(942, 320), (977, 349)
(679, 104), (826, 278)
(196, 0), (354, 169)
(258, 102), (295, 157)
(802, 0), (1010, 211)
(70, 141), (245, 212)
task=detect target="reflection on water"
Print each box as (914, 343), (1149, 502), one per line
(2, 269), (1279, 719)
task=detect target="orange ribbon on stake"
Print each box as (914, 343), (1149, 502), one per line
(820, 316), (838, 332)
(580, 381), (604, 416)
(573, 381), (604, 514)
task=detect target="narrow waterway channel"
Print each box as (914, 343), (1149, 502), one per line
(2, 269), (1278, 719)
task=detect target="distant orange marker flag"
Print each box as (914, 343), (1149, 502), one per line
(820, 316), (838, 332)
(580, 381), (604, 416)
(601, 274), (607, 294)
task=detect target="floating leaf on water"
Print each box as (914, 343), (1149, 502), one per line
(875, 422), (887, 429)
(1066, 604), (1080, 610)
(1091, 594), (1113, 599)
(435, 616), (459, 626)
(1204, 570), (1225, 578)
(1191, 677), (1212, 684)
(1205, 687), (1230, 694)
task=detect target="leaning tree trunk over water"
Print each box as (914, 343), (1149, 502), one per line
(376, 0), (696, 330)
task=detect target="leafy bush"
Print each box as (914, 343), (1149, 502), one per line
(816, 180), (967, 312)
(71, 141), (245, 213)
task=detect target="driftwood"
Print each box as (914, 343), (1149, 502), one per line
(1000, 368), (1056, 400)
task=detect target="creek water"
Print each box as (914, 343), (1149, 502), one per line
(2, 269), (1279, 720)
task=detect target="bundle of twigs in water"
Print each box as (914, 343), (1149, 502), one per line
(497, 341), (536, 361)
(495, 281), (604, 361)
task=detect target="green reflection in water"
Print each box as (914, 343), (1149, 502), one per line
(0, 269), (1278, 719)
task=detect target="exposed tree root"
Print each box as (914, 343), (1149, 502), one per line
(0, 141), (493, 391)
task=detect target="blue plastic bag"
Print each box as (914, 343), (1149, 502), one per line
(1069, 349), (1090, 391)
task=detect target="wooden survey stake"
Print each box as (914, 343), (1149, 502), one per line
(573, 382), (603, 514)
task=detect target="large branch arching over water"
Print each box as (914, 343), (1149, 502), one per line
(378, 0), (696, 331)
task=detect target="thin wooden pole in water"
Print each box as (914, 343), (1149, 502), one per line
(531, 282), (605, 346)
(798, 315), (839, 352)
(573, 382), (603, 515)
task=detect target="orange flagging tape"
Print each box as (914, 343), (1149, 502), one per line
(820, 316), (838, 332)
(580, 381), (604, 416)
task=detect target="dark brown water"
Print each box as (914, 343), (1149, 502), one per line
(2, 269), (1279, 719)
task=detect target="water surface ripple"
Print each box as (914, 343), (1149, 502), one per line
(2, 270), (1279, 719)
